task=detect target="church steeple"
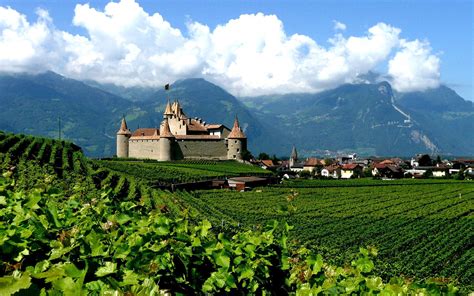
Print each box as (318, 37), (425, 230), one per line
(290, 145), (298, 167)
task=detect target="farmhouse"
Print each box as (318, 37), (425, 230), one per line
(117, 100), (247, 161)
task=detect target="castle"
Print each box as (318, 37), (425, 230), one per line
(116, 100), (247, 161)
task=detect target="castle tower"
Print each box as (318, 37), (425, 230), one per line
(116, 117), (131, 158)
(163, 99), (173, 119)
(289, 146), (298, 167)
(159, 118), (175, 161)
(227, 116), (247, 160)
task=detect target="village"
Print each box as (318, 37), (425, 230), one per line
(253, 147), (474, 180)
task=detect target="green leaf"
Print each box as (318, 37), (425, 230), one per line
(95, 262), (116, 277)
(214, 251), (231, 269)
(200, 220), (212, 237)
(238, 266), (254, 282)
(115, 213), (131, 225)
(0, 195), (6, 206)
(353, 257), (374, 273)
(0, 271), (31, 296)
(366, 276), (383, 291)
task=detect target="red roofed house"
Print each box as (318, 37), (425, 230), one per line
(341, 164), (363, 179)
(303, 157), (323, 173)
(321, 165), (342, 178)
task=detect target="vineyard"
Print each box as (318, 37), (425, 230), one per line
(93, 159), (271, 185)
(178, 181), (474, 291)
(0, 130), (471, 294)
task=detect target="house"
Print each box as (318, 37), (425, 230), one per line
(405, 165), (450, 178)
(303, 158), (322, 173)
(321, 165), (341, 178)
(341, 164), (363, 179)
(259, 159), (275, 170)
(372, 163), (404, 179)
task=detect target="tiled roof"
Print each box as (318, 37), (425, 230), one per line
(260, 159), (274, 167)
(206, 124), (223, 129)
(174, 135), (221, 140)
(304, 157), (321, 167)
(323, 165), (341, 173)
(228, 117), (246, 139)
(130, 128), (159, 139)
(187, 119), (208, 132)
(342, 164), (360, 170)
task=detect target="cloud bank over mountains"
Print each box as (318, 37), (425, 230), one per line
(0, 0), (441, 96)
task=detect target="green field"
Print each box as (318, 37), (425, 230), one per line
(0, 130), (472, 294)
(93, 159), (271, 185)
(177, 179), (474, 289)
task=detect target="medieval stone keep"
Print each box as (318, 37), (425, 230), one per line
(116, 100), (247, 161)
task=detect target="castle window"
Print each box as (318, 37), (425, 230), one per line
(233, 155), (236, 159)
(237, 148), (240, 152)
(234, 140), (237, 143)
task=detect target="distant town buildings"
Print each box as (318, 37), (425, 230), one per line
(254, 147), (474, 180)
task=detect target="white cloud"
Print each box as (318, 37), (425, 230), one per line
(388, 39), (440, 92)
(0, 0), (442, 96)
(333, 20), (346, 31)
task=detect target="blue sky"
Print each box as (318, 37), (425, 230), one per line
(0, 0), (472, 100)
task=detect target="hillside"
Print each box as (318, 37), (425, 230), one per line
(241, 82), (474, 156)
(0, 71), (133, 156)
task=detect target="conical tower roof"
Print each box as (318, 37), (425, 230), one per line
(117, 117), (131, 135)
(228, 116), (246, 139)
(160, 118), (175, 138)
(164, 99), (173, 115)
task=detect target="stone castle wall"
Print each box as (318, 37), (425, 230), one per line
(176, 139), (228, 160)
(128, 138), (228, 160)
(129, 139), (161, 160)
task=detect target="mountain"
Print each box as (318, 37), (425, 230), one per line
(1, 71), (472, 157)
(83, 80), (158, 102)
(0, 72), (282, 157)
(241, 82), (474, 156)
(0, 71), (134, 156)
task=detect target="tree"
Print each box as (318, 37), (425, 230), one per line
(436, 155), (442, 164)
(258, 152), (270, 160)
(324, 158), (334, 166)
(242, 149), (253, 161)
(418, 154), (433, 166)
(363, 167), (372, 178)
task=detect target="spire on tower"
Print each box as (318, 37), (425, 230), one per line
(291, 146), (298, 161)
(228, 115), (246, 139)
(117, 116), (131, 135)
(164, 99), (173, 115)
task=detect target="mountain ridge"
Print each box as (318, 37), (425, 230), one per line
(0, 71), (472, 157)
